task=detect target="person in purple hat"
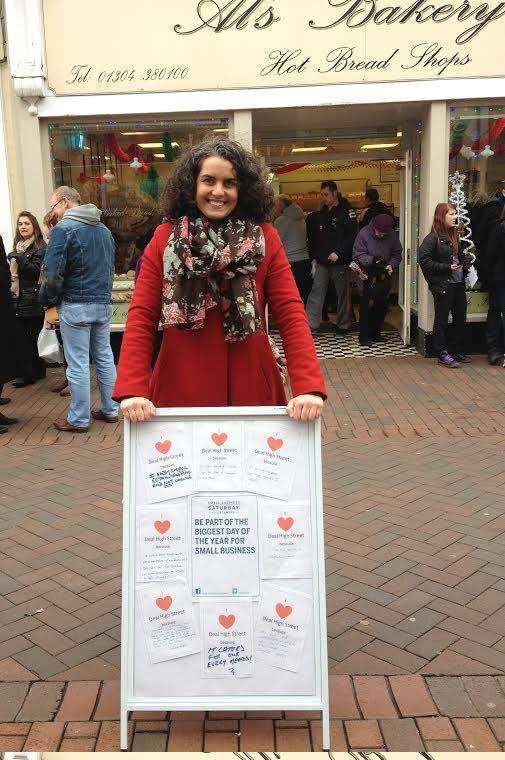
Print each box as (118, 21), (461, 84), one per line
(352, 213), (403, 346)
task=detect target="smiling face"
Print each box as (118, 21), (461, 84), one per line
(18, 215), (34, 240)
(195, 156), (239, 221)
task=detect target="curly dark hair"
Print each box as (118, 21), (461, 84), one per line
(160, 138), (274, 222)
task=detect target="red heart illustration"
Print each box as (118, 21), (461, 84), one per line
(267, 436), (284, 451)
(278, 516), (294, 531)
(155, 596), (172, 611)
(211, 432), (228, 447)
(276, 603), (292, 619)
(154, 520), (171, 534)
(218, 614), (236, 629)
(155, 440), (171, 455)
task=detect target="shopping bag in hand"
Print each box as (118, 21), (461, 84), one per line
(37, 323), (64, 364)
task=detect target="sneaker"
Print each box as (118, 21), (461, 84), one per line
(455, 354), (472, 363)
(359, 339), (373, 347)
(437, 351), (460, 368)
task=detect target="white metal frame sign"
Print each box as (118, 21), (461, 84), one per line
(120, 406), (329, 749)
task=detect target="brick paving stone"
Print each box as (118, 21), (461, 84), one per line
(23, 721), (65, 750)
(94, 720), (124, 751)
(204, 730), (239, 751)
(427, 676), (481, 717)
(59, 737), (98, 750)
(406, 628), (460, 659)
(354, 676), (398, 718)
(0, 657), (38, 681)
(57, 633), (118, 666)
(0, 683), (29, 721)
(389, 675), (437, 717)
(0, 736), (25, 750)
(453, 717), (502, 750)
(489, 717), (505, 742)
(311, 718), (347, 750)
(362, 641), (427, 671)
(167, 719), (204, 751)
(275, 725), (312, 750)
(16, 681), (65, 722)
(0, 722), (31, 735)
(239, 718), (274, 749)
(425, 739), (465, 750)
(14, 646), (67, 678)
(417, 716), (458, 740)
(345, 718), (384, 748)
(64, 721), (101, 737)
(329, 674), (360, 718)
(26, 625), (75, 655)
(56, 680), (100, 721)
(461, 676), (505, 717)
(379, 717), (424, 750)
(421, 650), (502, 676)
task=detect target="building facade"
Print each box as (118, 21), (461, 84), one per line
(2, 0), (505, 352)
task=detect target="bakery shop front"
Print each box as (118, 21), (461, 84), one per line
(1, 0), (504, 352)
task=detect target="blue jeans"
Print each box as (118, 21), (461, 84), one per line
(58, 302), (118, 428)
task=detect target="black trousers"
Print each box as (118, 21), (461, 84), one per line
(359, 277), (391, 341)
(13, 314), (46, 381)
(290, 260), (312, 306)
(432, 282), (467, 356)
(486, 285), (505, 357)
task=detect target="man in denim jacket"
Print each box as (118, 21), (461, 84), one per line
(39, 186), (119, 432)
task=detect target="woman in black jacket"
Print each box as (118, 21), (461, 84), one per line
(0, 236), (20, 430)
(8, 212), (47, 387)
(484, 209), (505, 364)
(419, 202), (471, 368)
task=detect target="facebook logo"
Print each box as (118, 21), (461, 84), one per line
(195, 588), (201, 595)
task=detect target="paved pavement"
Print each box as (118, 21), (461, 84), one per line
(0, 354), (505, 750)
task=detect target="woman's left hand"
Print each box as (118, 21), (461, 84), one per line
(286, 394), (324, 421)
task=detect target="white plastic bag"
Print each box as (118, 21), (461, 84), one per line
(465, 265), (478, 290)
(37, 324), (64, 364)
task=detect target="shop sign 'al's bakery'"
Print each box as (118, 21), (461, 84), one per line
(43, 0), (505, 94)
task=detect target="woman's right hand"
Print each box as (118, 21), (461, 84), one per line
(121, 397), (156, 423)
(451, 263), (463, 270)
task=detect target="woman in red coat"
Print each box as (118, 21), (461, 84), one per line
(113, 139), (326, 422)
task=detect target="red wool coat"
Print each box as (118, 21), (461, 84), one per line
(113, 222), (326, 408)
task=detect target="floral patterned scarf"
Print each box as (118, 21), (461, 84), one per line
(161, 216), (265, 341)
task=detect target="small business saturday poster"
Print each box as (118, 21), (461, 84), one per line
(244, 421), (302, 500)
(200, 600), (253, 679)
(136, 504), (188, 583)
(138, 578), (200, 664)
(254, 583), (312, 673)
(191, 494), (259, 597)
(259, 500), (312, 579)
(138, 422), (194, 503)
(194, 420), (244, 491)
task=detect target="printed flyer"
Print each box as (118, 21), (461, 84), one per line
(138, 578), (200, 664)
(194, 420), (244, 491)
(191, 493), (260, 596)
(138, 422), (194, 503)
(244, 420), (303, 500)
(259, 500), (312, 579)
(254, 583), (312, 672)
(200, 600), (253, 679)
(136, 503), (188, 583)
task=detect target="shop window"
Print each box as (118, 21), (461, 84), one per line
(449, 104), (505, 313)
(49, 117), (229, 275)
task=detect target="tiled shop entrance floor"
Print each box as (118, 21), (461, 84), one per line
(0, 355), (504, 750)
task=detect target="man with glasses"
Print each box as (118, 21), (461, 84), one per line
(39, 186), (119, 432)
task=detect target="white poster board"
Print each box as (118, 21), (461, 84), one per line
(121, 407), (329, 749)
